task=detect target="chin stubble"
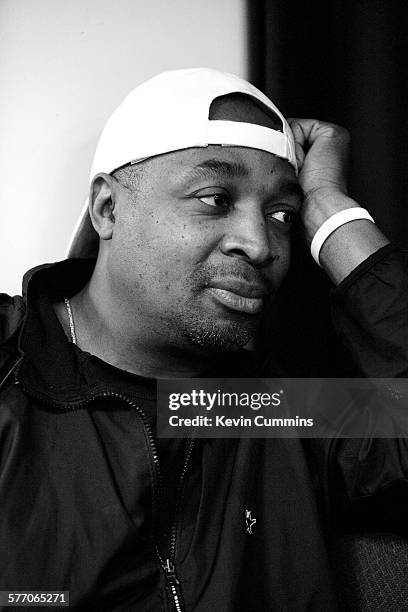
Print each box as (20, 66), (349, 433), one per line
(180, 306), (258, 352)
(176, 260), (269, 352)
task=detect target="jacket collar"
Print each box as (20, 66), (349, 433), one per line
(16, 259), (100, 407)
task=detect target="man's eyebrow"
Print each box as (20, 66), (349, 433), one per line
(276, 179), (304, 202)
(184, 159), (250, 181)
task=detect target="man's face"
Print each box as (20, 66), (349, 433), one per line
(107, 145), (301, 352)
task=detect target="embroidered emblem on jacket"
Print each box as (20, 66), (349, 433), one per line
(245, 509), (257, 534)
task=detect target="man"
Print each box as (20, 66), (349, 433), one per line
(0, 68), (406, 611)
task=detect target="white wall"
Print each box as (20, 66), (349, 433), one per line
(0, 0), (247, 295)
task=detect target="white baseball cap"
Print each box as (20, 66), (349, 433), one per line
(67, 68), (297, 258)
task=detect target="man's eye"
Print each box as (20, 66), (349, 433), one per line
(267, 210), (295, 224)
(197, 194), (230, 208)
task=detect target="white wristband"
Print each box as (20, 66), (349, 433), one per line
(310, 207), (375, 267)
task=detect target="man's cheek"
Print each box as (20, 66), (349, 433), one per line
(276, 253), (291, 287)
(265, 242), (291, 289)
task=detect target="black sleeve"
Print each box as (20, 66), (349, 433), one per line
(330, 244), (408, 377)
(312, 246), (408, 531)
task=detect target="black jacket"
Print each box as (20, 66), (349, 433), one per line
(0, 245), (407, 611)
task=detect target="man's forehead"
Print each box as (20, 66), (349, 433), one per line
(142, 145), (299, 191)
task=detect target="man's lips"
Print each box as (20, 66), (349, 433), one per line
(206, 280), (269, 315)
(207, 288), (264, 314)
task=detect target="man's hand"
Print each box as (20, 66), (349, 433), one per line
(288, 118), (355, 240)
(289, 119), (350, 199)
(288, 118), (389, 283)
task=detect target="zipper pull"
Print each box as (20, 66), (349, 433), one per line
(163, 558), (178, 581)
(163, 559), (183, 611)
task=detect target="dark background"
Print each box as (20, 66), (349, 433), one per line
(249, 0), (408, 374)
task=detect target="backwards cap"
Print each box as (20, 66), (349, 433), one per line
(67, 68), (297, 258)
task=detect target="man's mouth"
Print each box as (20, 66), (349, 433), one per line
(206, 280), (268, 315)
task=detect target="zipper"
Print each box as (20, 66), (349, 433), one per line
(0, 355), (23, 392)
(168, 437), (196, 563)
(14, 369), (195, 612)
(158, 436), (195, 612)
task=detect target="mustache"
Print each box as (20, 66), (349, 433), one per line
(191, 261), (273, 293)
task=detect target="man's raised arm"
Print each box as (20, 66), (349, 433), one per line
(289, 118), (408, 378)
(289, 118), (390, 284)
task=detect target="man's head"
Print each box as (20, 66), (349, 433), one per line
(68, 69), (302, 353)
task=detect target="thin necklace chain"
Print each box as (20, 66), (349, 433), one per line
(64, 298), (77, 345)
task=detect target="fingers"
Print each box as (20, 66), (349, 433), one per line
(288, 118), (308, 147)
(294, 142), (305, 170)
(288, 119), (311, 170)
(288, 118), (350, 146)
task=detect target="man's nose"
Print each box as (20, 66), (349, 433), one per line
(219, 205), (273, 265)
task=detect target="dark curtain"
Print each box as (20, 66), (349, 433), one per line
(250, 0), (408, 374)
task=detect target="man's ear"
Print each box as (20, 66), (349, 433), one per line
(88, 173), (117, 240)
